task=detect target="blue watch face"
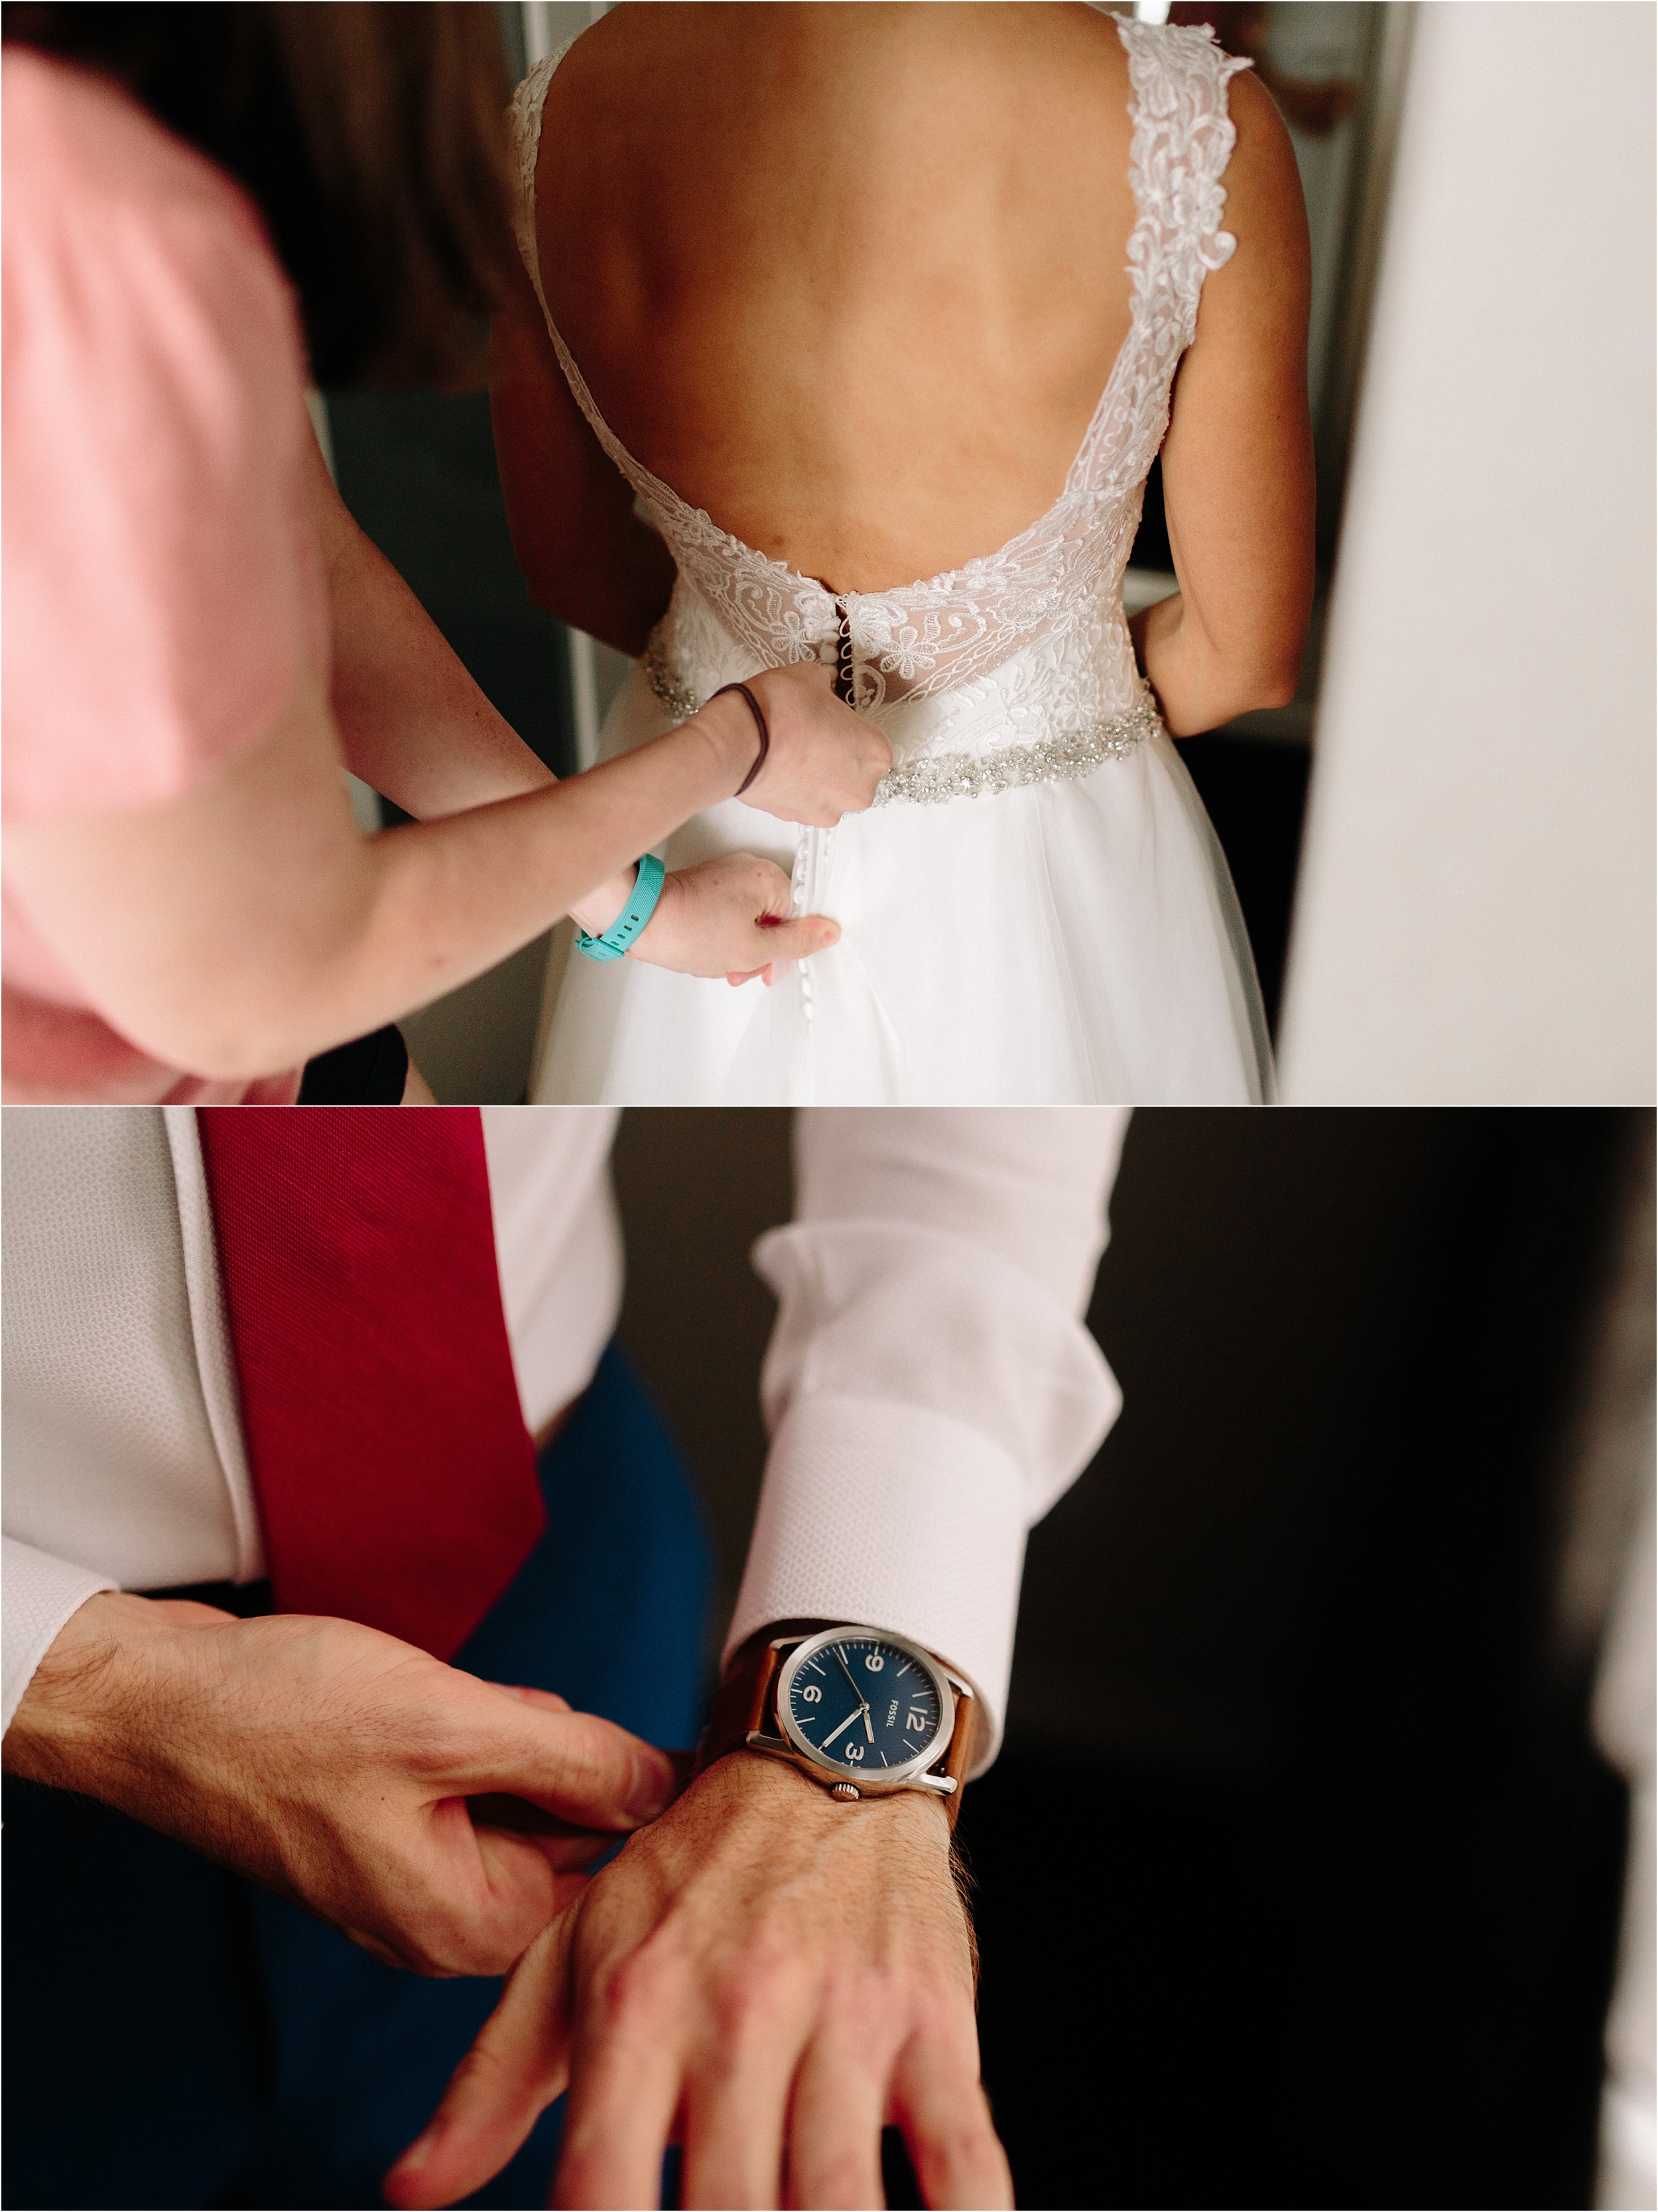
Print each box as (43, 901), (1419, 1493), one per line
(785, 1634), (944, 1775)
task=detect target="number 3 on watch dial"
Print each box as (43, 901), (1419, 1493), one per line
(779, 1630), (946, 1778)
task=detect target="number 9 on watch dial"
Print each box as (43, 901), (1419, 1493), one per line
(777, 1628), (951, 1783)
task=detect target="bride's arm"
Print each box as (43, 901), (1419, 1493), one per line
(1129, 72), (1314, 738)
(489, 243), (674, 658)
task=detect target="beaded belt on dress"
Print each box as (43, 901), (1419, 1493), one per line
(643, 634), (1159, 807)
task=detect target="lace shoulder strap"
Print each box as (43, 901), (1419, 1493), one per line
(507, 42), (580, 332)
(505, 39), (683, 515)
(1116, 18), (1251, 351)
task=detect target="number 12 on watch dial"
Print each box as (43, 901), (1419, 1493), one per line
(784, 1634), (943, 1772)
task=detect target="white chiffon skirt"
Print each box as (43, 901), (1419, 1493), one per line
(532, 660), (1272, 1105)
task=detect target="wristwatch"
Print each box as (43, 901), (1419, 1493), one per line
(696, 1624), (977, 1828)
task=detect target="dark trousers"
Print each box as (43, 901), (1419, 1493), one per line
(3, 1345), (712, 2210)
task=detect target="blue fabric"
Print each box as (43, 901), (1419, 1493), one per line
(2, 1344), (712, 2211)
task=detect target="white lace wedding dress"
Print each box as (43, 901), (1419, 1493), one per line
(516, 17), (1273, 1105)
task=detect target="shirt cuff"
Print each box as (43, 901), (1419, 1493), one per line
(2, 1536), (117, 1736)
(725, 1394), (1031, 1773)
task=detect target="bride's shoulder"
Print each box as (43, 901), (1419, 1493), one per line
(1115, 17), (1303, 240)
(1216, 70), (1307, 257)
(1182, 63), (1309, 348)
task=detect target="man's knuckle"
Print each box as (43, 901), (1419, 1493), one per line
(554, 1717), (623, 1794)
(826, 1973), (903, 2049)
(587, 1959), (634, 2028)
(592, 1944), (676, 2031)
(706, 1971), (772, 2045)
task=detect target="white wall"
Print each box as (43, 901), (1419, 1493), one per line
(1277, 3), (1655, 1105)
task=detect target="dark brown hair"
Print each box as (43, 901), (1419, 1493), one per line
(1, 2), (515, 387)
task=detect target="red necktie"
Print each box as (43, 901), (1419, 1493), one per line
(196, 1107), (546, 1659)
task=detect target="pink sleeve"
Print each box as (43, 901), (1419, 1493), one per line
(1, 60), (324, 822)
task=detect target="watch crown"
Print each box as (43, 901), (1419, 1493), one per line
(830, 1782), (861, 1802)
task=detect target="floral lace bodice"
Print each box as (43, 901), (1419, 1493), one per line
(509, 18), (1248, 794)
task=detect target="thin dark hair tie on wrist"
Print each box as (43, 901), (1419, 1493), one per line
(712, 682), (770, 796)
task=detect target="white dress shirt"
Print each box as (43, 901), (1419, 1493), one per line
(2, 1106), (1127, 1766)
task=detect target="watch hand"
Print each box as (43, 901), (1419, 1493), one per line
(820, 1706), (864, 1749)
(862, 1703), (875, 1743)
(833, 1647), (869, 1711)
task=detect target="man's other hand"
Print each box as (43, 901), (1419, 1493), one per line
(2, 1591), (678, 1976)
(384, 1751), (1013, 2210)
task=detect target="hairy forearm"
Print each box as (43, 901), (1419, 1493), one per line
(4, 1592), (198, 1806)
(1131, 591), (1300, 736)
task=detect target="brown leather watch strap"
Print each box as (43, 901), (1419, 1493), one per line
(696, 1627), (978, 1829)
(936, 1678), (978, 1820)
(696, 1634), (787, 1772)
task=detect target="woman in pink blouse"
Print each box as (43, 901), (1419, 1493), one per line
(1, 6), (887, 1103)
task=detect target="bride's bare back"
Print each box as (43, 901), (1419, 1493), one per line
(538, 1), (1139, 591)
(495, 1), (1313, 733)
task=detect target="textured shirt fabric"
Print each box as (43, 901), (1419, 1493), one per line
(1, 51), (326, 1103)
(735, 1109), (1128, 1765)
(2, 1108), (1125, 1764)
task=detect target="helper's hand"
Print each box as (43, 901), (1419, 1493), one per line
(643, 855), (838, 987)
(2, 1591), (678, 1978)
(385, 1752), (1012, 2211)
(570, 855), (838, 987)
(721, 662), (892, 828)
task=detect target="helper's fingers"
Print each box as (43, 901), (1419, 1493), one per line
(783, 2034), (889, 2212)
(466, 1705), (677, 1835)
(384, 1909), (581, 2211)
(889, 2038), (1013, 2212)
(742, 843), (835, 955)
(755, 912), (841, 963)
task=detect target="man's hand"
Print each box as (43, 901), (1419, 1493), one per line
(2, 1592), (678, 1977)
(384, 1752), (1013, 2211)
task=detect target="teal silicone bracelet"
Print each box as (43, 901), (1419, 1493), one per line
(574, 851), (667, 962)
(575, 849), (664, 964)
